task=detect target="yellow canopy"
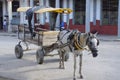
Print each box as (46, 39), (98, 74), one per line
(35, 7), (72, 14)
(17, 7), (31, 12)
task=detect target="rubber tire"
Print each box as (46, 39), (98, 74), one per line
(36, 48), (44, 64)
(15, 44), (23, 59)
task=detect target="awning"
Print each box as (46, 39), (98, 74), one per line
(17, 7), (31, 12)
(17, 7), (73, 14)
(35, 7), (72, 14)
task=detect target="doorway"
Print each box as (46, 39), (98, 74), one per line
(0, 1), (3, 30)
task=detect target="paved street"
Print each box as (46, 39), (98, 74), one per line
(0, 33), (120, 80)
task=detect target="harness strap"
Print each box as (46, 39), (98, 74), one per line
(74, 33), (85, 50)
(59, 30), (70, 44)
(59, 42), (70, 48)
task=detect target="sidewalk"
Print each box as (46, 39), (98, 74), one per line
(0, 32), (120, 41)
(98, 35), (120, 41)
(0, 32), (17, 37)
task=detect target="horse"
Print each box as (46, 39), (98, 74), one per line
(57, 29), (99, 80)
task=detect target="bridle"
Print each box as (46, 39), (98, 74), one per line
(73, 32), (99, 52)
(86, 34), (99, 57)
(86, 36), (100, 47)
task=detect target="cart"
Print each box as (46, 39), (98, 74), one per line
(15, 6), (72, 64)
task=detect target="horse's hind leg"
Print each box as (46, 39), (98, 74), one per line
(58, 50), (62, 68)
(59, 49), (65, 69)
(79, 54), (83, 79)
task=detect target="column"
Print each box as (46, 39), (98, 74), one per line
(25, 0), (29, 6)
(85, 0), (90, 32)
(93, 0), (96, 25)
(55, 0), (60, 30)
(90, 0), (94, 23)
(96, 0), (101, 25)
(118, 0), (120, 37)
(19, 0), (28, 25)
(90, 0), (96, 25)
(39, 0), (45, 25)
(63, 0), (67, 23)
(55, 0), (60, 8)
(45, 0), (50, 23)
(3, 0), (7, 20)
(30, 0), (34, 7)
(68, 0), (73, 28)
(20, 0), (23, 24)
(69, 0), (73, 20)
(7, 0), (13, 32)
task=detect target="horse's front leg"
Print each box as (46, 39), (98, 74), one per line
(79, 54), (83, 79)
(62, 51), (65, 69)
(73, 54), (77, 80)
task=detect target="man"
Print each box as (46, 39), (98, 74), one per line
(26, 6), (39, 38)
(60, 21), (64, 31)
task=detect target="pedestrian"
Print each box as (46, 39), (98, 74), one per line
(3, 19), (7, 32)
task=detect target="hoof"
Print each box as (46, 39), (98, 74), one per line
(59, 66), (65, 69)
(59, 66), (62, 69)
(62, 67), (65, 69)
(73, 78), (76, 80)
(80, 75), (83, 79)
(59, 65), (65, 69)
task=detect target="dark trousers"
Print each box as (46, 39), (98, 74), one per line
(27, 16), (33, 35)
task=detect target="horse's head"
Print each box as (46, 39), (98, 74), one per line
(86, 32), (99, 57)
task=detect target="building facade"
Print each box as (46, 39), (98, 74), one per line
(0, 0), (120, 36)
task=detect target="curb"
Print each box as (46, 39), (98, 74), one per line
(99, 39), (120, 42)
(0, 33), (17, 37)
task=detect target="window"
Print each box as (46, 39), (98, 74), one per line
(12, 1), (19, 12)
(49, 0), (56, 30)
(74, 0), (86, 25)
(49, 0), (55, 7)
(102, 0), (118, 25)
(34, 0), (39, 6)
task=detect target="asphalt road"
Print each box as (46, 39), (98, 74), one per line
(0, 77), (14, 80)
(0, 35), (120, 80)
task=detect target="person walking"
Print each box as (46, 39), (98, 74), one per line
(3, 19), (7, 32)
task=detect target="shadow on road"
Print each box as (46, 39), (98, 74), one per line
(0, 76), (15, 80)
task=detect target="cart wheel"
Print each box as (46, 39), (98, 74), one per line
(64, 53), (69, 61)
(15, 44), (23, 59)
(36, 48), (44, 64)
